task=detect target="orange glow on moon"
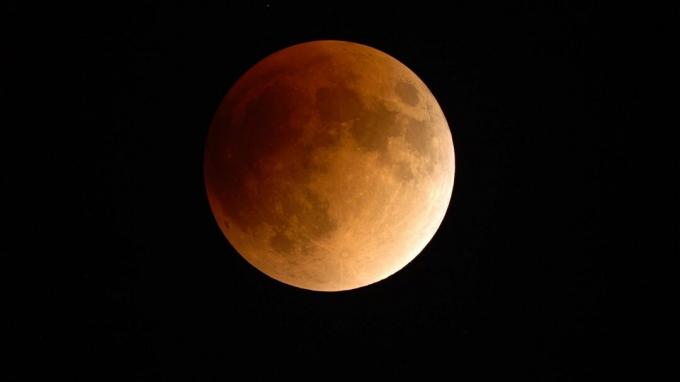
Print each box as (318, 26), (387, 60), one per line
(204, 41), (455, 291)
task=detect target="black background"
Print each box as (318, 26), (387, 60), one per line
(7, 1), (647, 380)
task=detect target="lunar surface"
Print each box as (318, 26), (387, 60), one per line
(204, 40), (454, 291)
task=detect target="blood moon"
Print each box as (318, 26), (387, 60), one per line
(204, 41), (454, 291)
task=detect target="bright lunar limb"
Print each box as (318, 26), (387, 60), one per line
(204, 40), (455, 291)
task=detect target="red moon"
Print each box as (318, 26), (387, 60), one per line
(204, 41), (455, 291)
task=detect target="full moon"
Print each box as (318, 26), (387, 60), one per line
(204, 41), (454, 291)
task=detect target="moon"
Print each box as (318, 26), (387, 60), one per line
(204, 41), (454, 291)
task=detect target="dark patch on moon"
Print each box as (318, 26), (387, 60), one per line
(241, 84), (307, 168)
(267, 188), (337, 256)
(270, 231), (294, 254)
(393, 160), (415, 182)
(350, 101), (399, 153)
(313, 84), (434, 184)
(206, 82), (314, 237)
(227, 52), (333, 110)
(395, 81), (419, 106)
(402, 117), (434, 156)
(315, 86), (401, 154)
(299, 188), (337, 238)
(316, 86), (364, 123)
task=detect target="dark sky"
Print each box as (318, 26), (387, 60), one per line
(8, 1), (647, 380)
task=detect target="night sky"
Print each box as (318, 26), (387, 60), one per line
(8, 1), (647, 380)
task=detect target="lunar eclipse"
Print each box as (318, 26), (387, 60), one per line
(204, 40), (454, 291)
